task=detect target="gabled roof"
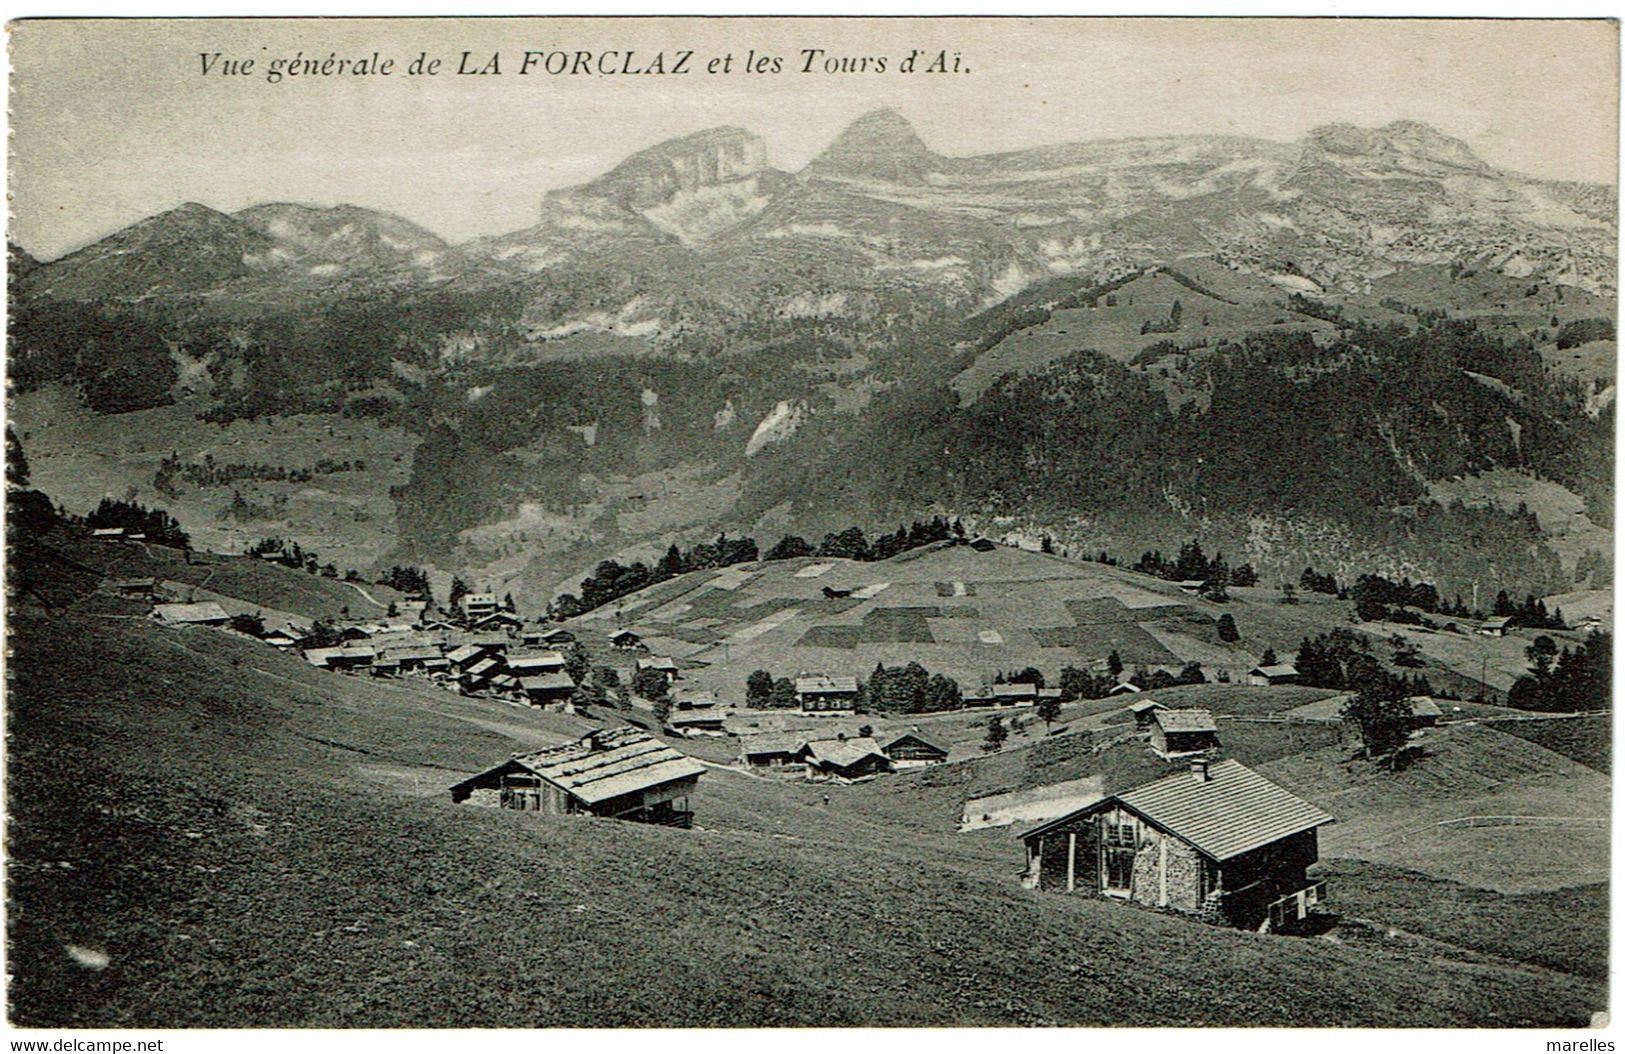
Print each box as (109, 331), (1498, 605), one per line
(1022, 759), (1334, 862)
(803, 736), (887, 769)
(1126, 698), (1168, 714)
(445, 644), (488, 664)
(302, 646), (376, 666)
(994, 683), (1038, 698)
(520, 671), (575, 693)
(464, 657), (500, 678)
(1250, 664), (1300, 678)
(1109, 682), (1142, 695)
(154, 601), (231, 624)
(738, 730), (814, 756)
(477, 729), (705, 805)
(1153, 708), (1218, 734)
(507, 651), (566, 671)
(110, 577), (156, 589)
(795, 674), (859, 694)
(1480, 616), (1513, 629)
(880, 730), (949, 756)
(668, 710), (727, 726)
(1408, 697), (1444, 718)
(609, 628), (641, 641)
(637, 656), (679, 672)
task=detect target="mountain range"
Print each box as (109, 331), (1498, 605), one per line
(8, 110), (1617, 608)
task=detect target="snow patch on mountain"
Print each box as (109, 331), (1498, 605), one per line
(746, 400), (807, 456)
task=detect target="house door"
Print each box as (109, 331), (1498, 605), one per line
(1102, 820), (1137, 894)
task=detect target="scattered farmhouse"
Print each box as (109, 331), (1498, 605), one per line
(880, 731), (949, 768)
(303, 646), (376, 670)
(1019, 758), (1335, 931)
(109, 577), (156, 600)
(519, 671), (576, 709)
(457, 592), (501, 621)
(993, 683), (1039, 707)
(1478, 616), (1512, 637)
(540, 627), (577, 645)
(667, 710), (728, 737)
(1247, 664), (1301, 687)
(450, 729), (704, 827)
(507, 651), (567, 676)
(1407, 697), (1443, 729)
(796, 674), (860, 715)
(609, 629), (643, 650)
(153, 601), (231, 626)
(470, 610), (524, 632)
(1149, 708), (1220, 758)
(636, 656), (680, 684)
(738, 730), (816, 772)
(1109, 682), (1143, 696)
(800, 736), (892, 782)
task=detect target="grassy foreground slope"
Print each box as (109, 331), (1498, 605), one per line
(6, 596), (1605, 1027)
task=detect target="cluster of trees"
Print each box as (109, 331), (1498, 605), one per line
(744, 670), (799, 710)
(10, 302), (179, 414)
(1298, 566), (1341, 596)
(1506, 631), (1610, 713)
(246, 537), (361, 582)
(154, 453), (365, 498)
(85, 497), (190, 549)
(861, 662), (964, 713)
(572, 664), (631, 713)
(1491, 591), (1567, 630)
(550, 519), (966, 621)
(1555, 318), (1614, 349)
(1132, 540), (1257, 597)
(1294, 629), (1388, 691)
(1350, 573), (1475, 623)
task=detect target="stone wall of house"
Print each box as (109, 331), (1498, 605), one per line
(1128, 828), (1206, 912)
(465, 787), (502, 808)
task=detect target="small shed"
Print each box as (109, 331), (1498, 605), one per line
(1478, 616), (1512, 637)
(109, 577), (156, 599)
(880, 730), (949, 768)
(1247, 664), (1301, 687)
(1149, 708), (1220, 758)
(1018, 758), (1334, 931)
(450, 728), (704, 826)
(1407, 696), (1444, 729)
(1126, 698), (1169, 728)
(667, 710), (728, 737)
(796, 674), (859, 714)
(800, 737), (892, 782)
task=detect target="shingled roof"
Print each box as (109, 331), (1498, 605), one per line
(795, 674), (859, 694)
(478, 729), (705, 806)
(1153, 708), (1218, 734)
(803, 736), (887, 769)
(1021, 759), (1333, 861)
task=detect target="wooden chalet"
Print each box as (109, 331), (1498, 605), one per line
(880, 730), (949, 768)
(1247, 664), (1301, 687)
(1019, 758), (1334, 931)
(1109, 682), (1143, 696)
(445, 643), (496, 672)
(799, 736), (892, 781)
(1478, 616), (1513, 637)
(461, 657), (503, 691)
(507, 651), (567, 677)
(993, 683), (1039, 707)
(1150, 708), (1220, 758)
(636, 656), (680, 684)
(962, 686), (998, 707)
(519, 671), (576, 708)
(1406, 696), (1444, 729)
(609, 629), (643, 650)
(738, 731), (813, 772)
(796, 674), (860, 714)
(1126, 698), (1169, 728)
(540, 627), (577, 645)
(457, 592), (501, 620)
(153, 601), (231, 626)
(667, 710), (728, 737)
(109, 577), (157, 599)
(471, 610), (524, 633)
(302, 646), (376, 670)
(450, 728), (705, 826)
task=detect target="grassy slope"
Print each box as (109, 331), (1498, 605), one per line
(1490, 713), (1612, 774)
(6, 603), (1604, 1027)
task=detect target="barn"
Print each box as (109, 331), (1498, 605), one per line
(1019, 759), (1334, 931)
(880, 731), (950, 768)
(1126, 698), (1168, 728)
(450, 728), (704, 826)
(153, 601), (231, 626)
(1247, 664), (1301, 687)
(1149, 708), (1220, 758)
(609, 629), (643, 650)
(738, 731), (813, 772)
(667, 710), (728, 737)
(520, 671), (576, 708)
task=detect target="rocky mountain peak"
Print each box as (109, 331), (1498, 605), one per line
(806, 107), (938, 183)
(572, 125), (774, 212)
(1302, 119), (1492, 175)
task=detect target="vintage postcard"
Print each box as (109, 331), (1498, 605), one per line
(4, 15), (1616, 1033)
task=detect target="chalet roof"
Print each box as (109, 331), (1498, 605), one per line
(91, 527), (125, 536)
(507, 651), (566, 671)
(465, 658), (500, 678)
(880, 730), (949, 756)
(609, 629), (641, 641)
(473, 610), (522, 625)
(520, 671), (575, 693)
(963, 686), (997, 702)
(1153, 708), (1218, 734)
(302, 646), (376, 665)
(1408, 697), (1444, 718)
(154, 601), (231, 624)
(380, 646), (443, 663)
(498, 729), (705, 805)
(465, 632), (512, 647)
(1480, 616), (1513, 630)
(445, 644), (487, 664)
(637, 656), (679, 672)
(542, 628), (577, 641)
(1126, 698), (1168, 714)
(796, 674), (859, 695)
(668, 710), (727, 726)
(994, 683), (1038, 698)
(1022, 759), (1334, 861)
(738, 731), (814, 756)
(111, 577), (156, 589)
(1251, 664), (1300, 678)
(803, 736), (887, 769)
(1109, 682), (1143, 695)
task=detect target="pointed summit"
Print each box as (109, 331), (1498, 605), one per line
(1302, 120), (1492, 175)
(806, 107), (939, 183)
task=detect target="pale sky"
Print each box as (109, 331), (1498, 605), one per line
(9, 16), (1619, 260)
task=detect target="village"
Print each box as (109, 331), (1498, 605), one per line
(92, 523), (1606, 940)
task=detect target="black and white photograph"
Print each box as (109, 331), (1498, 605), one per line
(3, 13), (1616, 1034)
